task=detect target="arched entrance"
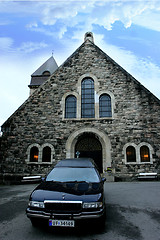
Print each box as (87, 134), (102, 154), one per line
(65, 127), (112, 173)
(75, 133), (103, 172)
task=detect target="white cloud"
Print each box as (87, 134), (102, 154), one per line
(40, 1), (91, 26)
(2, 1), (160, 38)
(133, 10), (160, 31)
(33, 1), (160, 33)
(26, 24), (55, 37)
(26, 22), (38, 28)
(0, 19), (13, 25)
(58, 26), (67, 39)
(17, 41), (48, 53)
(0, 37), (13, 52)
(87, 1), (160, 31)
(0, 36), (48, 55)
(16, 0), (160, 45)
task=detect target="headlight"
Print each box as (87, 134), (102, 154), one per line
(83, 202), (103, 209)
(29, 201), (44, 208)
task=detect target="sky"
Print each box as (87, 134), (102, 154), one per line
(0, 0), (160, 130)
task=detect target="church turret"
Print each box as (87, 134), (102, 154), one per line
(28, 56), (58, 95)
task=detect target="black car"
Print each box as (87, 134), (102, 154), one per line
(26, 158), (106, 228)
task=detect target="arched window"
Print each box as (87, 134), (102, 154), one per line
(126, 146), (136, 162)
(140, 146), (150, 162)
(42, 71), (50, 76)
(65, 95), (77, 118)
(81, 78), (95, 118)
(30, 146), (39, 162)
(99, 94), (112, 117)
(42, 146), (51, 162)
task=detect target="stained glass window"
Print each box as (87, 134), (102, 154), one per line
(42, 146), (51, 162)
(81, 78), (95, 118)
(140, 146), (150, 162)
(126, 146), (136, 162)
(65, 95), (77, 118)
(30, 146), (39, 162)
(99, 94), (112, 117)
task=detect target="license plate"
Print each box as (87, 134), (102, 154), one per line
(49, 219), (75, 227)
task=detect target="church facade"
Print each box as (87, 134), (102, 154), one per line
(0, 32), (160, 182)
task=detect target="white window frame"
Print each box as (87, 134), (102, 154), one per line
(138, 142), (154, 164)
(26, 143), (55, 164)
(61, 92), (78, 120)
(123, 142), (154, 164)
(62, 73), (115, 120)
(98, 90), (115, 119)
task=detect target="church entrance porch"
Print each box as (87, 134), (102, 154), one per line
(75, 133), (103, 172)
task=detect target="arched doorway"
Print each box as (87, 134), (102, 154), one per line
(65, 127), (112, 173)
(75, 133), (103, 173)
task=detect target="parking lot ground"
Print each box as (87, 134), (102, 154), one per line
(0, 181), (160, 240)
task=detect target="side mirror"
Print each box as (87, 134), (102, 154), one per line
(102, 177), (106, 183)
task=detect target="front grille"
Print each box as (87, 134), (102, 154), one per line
(44, 201), (82, 213)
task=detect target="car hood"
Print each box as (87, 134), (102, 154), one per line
(30, 181), (103, 202)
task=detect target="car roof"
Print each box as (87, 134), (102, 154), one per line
(55, 158), (96, 168)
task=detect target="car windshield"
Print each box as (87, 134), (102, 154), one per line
(46, 167), (100, 183)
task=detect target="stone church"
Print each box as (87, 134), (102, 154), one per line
(0, 32), (160, 182)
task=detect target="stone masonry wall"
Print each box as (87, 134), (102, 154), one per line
(0, 40), (160, 182)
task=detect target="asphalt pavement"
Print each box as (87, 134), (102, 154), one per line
(0, 181), (160, 240)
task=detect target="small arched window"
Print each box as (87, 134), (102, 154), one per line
(30, 146), (39, 162)
(140, 146), (150, 162)
(126, 146), (136, 162)
(42, 146), (51, 162)
(99, 94), (112, 117)
(81, 78), (95, 118)
(65, 95), (77, 118)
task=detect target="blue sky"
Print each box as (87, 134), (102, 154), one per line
(0, 0), (160, 129)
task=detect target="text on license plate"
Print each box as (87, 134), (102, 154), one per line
(49, 219), (75, 227)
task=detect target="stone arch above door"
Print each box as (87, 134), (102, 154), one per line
(65, 127), (111, 172)
(75, 132), (103, 172)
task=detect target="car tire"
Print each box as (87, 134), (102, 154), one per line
(98, 210), (106, 229)
(30, 218), (39, 227)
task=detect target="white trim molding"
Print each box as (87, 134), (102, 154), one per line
(123, 142), (154, 164)
(26, 143), (55, 164)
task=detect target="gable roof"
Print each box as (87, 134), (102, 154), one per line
(1, 34), (160, 128)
